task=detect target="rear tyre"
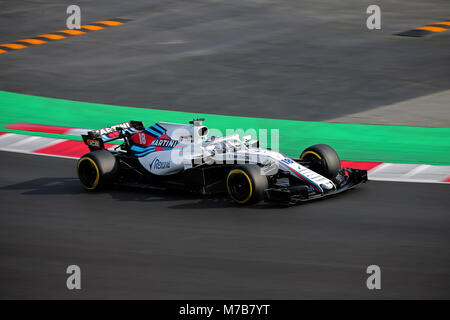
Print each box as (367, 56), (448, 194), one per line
(226, 164), (268, 205)
(300, 144), (341, 181)
(77, 150), (118, 191)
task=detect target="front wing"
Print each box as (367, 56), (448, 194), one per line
(264, 168), (368, 205)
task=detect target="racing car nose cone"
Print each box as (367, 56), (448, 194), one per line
(321, 182), (335, 190)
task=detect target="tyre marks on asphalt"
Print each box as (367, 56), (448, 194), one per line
(0, 19), (130, 54)
(397, 20), (450, 37)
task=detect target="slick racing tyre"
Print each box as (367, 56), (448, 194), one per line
(300, 144), (341, 181)
(77, 150), (118, 191)
(226, 164), (268, 205)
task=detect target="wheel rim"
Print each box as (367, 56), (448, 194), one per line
(227, 170), (253, 203)
(301, 152), (326, 175)
(78, 158), (99, 189)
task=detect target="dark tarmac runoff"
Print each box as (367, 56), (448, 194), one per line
(0, 152), (449, 299)
(0, 0), (449, 123)
(0, 0), (450, 299)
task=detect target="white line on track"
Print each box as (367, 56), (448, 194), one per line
(6, 136), (40, 148)
(0, 133), (13, 141)
(369, 177), (450, 184)
(36, 138), (68, 150)
(401, 164), (431, 179)
(367, 163), (391, 176)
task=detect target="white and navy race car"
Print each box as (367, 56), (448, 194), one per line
(77, 119), (367, 205)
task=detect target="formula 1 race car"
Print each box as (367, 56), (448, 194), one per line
(77, 119), (367, 205)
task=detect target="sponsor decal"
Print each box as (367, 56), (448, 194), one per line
(281, 158), (294, 165)
(180, 135), (193, 142)
(151, 139), (178, 148)
(86, 139), (100, 147)
(96, 122), (131, 135)
(138, 132), (146, 144)
(150, 158), (171, 170)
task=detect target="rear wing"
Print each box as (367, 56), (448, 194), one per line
(82, 120), (145, 151)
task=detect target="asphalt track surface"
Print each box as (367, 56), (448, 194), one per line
(1, 0), (450, 299)
(0, 0), (449, 122)
(1, 151), (449, 299)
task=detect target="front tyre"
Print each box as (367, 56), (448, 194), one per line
(226, 164), (268, 205)
(77, 150), (118, 191)
(300, 144), (341, 181)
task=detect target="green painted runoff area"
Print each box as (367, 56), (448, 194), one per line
(1, 91), (449, 164)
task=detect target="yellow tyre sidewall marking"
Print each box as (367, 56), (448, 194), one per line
(300, 150), (322, 160)
(226, 169), (253, 204)
(77, 157), (100, 190)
